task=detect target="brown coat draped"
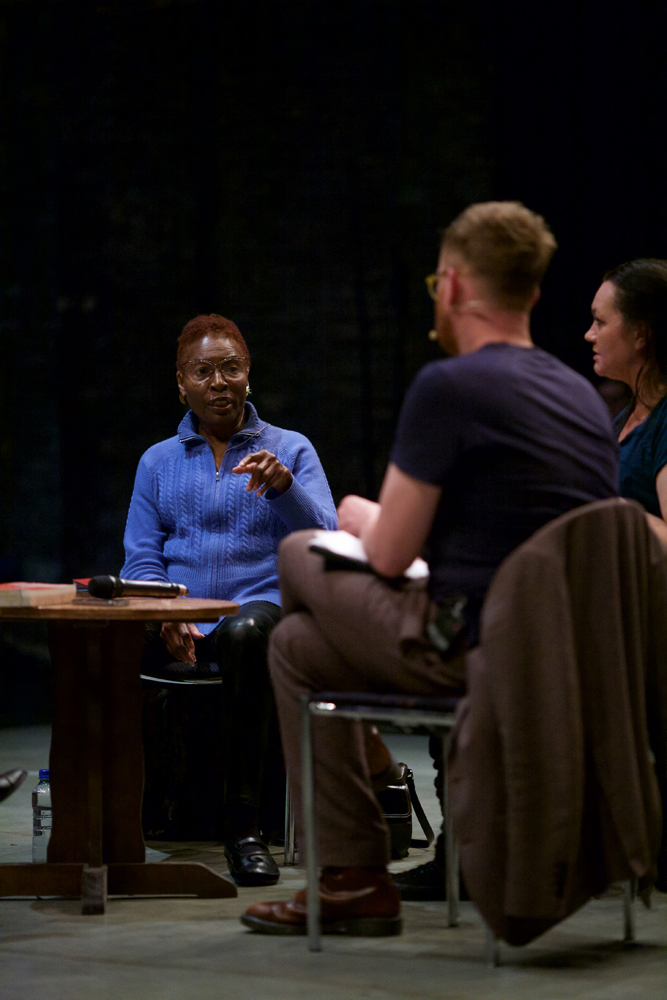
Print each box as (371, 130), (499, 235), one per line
(449, 498), (667, 946)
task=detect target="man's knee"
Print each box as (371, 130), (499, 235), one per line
(268, 611), (318, 690)
(277, 530), (319, 610)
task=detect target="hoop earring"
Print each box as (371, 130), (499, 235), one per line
(245, 385), (251, 397)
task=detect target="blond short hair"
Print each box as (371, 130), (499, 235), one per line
(441, 201), (557, 310)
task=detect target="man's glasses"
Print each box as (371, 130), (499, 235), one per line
(181, 357), (249, 385)
(425, 272), (446, 301)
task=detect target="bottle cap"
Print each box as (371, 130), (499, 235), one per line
(38, 768), (50, 780)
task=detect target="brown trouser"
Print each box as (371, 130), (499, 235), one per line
(269, 531), (466, 868)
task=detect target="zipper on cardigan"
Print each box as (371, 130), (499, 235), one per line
(212, 460), (221, 596)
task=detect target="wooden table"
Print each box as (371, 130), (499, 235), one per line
(0, 596), (239, 912)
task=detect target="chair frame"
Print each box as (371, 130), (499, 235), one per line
(300, 691), (460, 952)
(298, 690), (638, 961)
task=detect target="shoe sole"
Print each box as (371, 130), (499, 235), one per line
(229, 871), (281, 887)
(140, 674), (222, 686)
(241, 914), (402, 936)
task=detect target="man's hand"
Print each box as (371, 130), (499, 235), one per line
(232, 450), (293, 496)
(337, 494), (380, 538)
(160, 621), (205, 663)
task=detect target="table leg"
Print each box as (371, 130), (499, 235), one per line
(46, 622), (88, 863)
(81, 625), (106, 913)
(22, 618), (236, 906)
(85, 626), (104, 869)
(47, 619), (146, 869)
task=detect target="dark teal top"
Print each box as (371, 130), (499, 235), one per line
(614, 395), (667, 516)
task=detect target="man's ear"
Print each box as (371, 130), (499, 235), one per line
(447, 267), (463, 309)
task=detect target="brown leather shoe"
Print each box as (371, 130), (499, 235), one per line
(241, 866), (402, 936)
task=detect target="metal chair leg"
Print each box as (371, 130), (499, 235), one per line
(484, 926), (500, 966)
(623, 878), (636, 943)
(300, 695), (321, 951)
(443, 735), (459, 927)
(283, 777), (296, 866)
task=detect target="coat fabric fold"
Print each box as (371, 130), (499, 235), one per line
(448, 498), (667, 946)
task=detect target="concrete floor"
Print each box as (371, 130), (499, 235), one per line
(0, 726), (665, 1000)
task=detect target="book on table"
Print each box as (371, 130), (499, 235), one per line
(0, 583), (77, 607)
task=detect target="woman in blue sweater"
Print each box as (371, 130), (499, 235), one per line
(122, 313), (337, 885)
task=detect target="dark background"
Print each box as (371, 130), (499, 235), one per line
(2, 0), (666, 723)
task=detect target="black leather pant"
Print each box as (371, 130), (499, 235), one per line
(142, 601), (283, 809)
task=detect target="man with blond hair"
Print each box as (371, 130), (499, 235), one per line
(242, 202), (619, 936)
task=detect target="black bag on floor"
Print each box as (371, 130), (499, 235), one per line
(375, 763), (435, 860)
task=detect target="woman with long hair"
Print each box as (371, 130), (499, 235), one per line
(585, 258), (667, 517)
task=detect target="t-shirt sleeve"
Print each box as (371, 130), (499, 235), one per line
(391, 363), (465, 485)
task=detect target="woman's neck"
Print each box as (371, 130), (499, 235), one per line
(619, 378), (667, 442)
(196, 413), (247, 471)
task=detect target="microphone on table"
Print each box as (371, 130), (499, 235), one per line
(87, 576), (189, 600)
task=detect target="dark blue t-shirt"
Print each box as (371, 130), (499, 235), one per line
(614, 395), (667, 517)
(391, 344), (619, 641)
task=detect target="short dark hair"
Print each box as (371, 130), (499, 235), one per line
(441, 201), (557, 309)
(177, 314), (250, 368)
(604, 259), (667, 385)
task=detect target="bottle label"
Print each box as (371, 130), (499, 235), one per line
(35, 809), (52, 830)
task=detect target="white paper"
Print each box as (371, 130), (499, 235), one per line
(309, 530), (429, 580)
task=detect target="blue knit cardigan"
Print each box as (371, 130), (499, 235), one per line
(121, 404), (338, 633)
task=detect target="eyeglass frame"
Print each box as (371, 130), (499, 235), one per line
(425, 269), (449, 301)
(179, 356), (250, 384)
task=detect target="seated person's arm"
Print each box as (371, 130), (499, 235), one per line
(656, 464), (667, 521)
(646, 464), (667, 552)
(121, 456), (170, 583)
(338, 462), (441, 577)
(234, 440), (338, 532)
(122, 457), (203, 662)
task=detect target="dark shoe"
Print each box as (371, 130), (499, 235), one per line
(392, 859), (469, 901)
(140, 661), (221, 685)
(224, 836), (280, 887)
(0, 769), (27, 803)
(242, 867), (402, 936)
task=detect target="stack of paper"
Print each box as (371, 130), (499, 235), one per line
(308, 530), (429, 580)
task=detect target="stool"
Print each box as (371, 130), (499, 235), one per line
(300, 690), (461, 952)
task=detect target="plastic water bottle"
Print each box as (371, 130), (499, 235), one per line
(32, 769), (52, 862)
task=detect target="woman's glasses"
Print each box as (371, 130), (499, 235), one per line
(181, 357), (249, 384)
